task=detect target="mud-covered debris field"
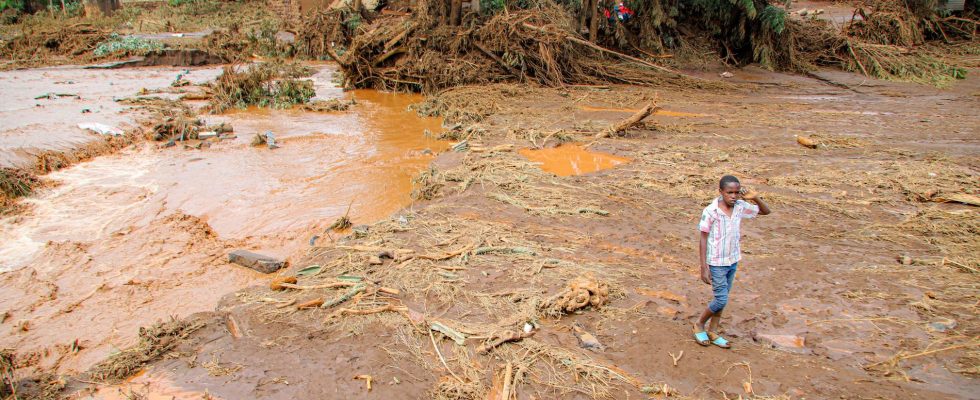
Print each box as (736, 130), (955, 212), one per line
(0, 0), (978, 399)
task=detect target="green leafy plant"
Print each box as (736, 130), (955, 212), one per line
(93, 34), (164, 57)
(0, 0), (24, 12)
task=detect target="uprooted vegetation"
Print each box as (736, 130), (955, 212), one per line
(207, 62), (316, 113)
(0, 0), (276, 70)
(0, 168), (41, 212)
(86, 318), (204, 383)
(312, 0), (975, 91)
(1, 319), (204, 399)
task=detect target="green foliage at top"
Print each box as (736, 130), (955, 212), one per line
(759, 5), (785, 34)
(733, 0), (757, 19)
(93, 34), (164, 58)
(0, 0), (23, 12)
(481, 0), (506, 14)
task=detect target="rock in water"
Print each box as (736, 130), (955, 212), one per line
(228, 250), (286, 273)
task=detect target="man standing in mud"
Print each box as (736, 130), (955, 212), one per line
(693, 175), (771, 348)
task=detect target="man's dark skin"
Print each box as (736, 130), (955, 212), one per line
(695, 182), (771, 333)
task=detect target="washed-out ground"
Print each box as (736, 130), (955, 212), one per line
(1, 61), (978, 399)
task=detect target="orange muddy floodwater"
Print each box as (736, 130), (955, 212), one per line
(0, 64), (447, 376)
(519, 144), (630, 176)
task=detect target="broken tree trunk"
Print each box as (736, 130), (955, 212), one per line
(83, 0), (120, 17)
(595, 102), (659, 139)
(449, 0), (463, 26)
(589, 0), (600, 42)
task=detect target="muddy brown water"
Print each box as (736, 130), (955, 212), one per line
(0, 64), (447, 377)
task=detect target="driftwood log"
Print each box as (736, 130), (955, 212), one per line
(595, 102), (660, 139)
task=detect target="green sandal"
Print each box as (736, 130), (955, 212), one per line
(708, 332), (732, 349)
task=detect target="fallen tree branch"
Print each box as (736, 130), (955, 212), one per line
(595, 102), (659, 139)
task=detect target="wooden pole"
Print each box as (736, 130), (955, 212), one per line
(449, 0), (462, 26)
(589, 0), (600, 42)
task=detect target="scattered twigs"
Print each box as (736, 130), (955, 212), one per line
(277, 281), (356, 291)
(474, 41), (522, 79)
(724, 361), (753, 395)
(328, 304), (407, 320)
(431, 322), (467, 345)
(479, 330), (537, 354)
(322, 283), (367, 308)
(428, 328), (464, 383)
(296, 298), (325, 309)
(354, 374), (373, 391)
(865, 339), (980, 371)
(416, 241), (478, 260)
(501, 362), (513, 400)
(669, 350), (683, 367)
(520, 23), (694, 79)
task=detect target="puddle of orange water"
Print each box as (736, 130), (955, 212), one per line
(577, 104), (707, 117)
(519, 144), (630, 176)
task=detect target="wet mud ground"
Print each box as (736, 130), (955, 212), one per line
(1, 62), (978, 399)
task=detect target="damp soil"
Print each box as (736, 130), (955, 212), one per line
(1, 61), (978, 400)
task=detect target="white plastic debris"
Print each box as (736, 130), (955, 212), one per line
(265, 130), (279, 149)
(719, 71), (734, 78)
(78, 122), (123, 136)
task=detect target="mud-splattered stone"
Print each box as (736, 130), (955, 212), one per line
(228, 250), (286, 273)
(753, 333), (807, 353)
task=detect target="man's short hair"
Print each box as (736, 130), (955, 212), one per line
(719, 175), (740, 190)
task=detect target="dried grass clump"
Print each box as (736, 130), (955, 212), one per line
(411, 167), (442, 201)
(0, 168), (41, 210)
(201, 20), (293, 62)
(0, 24), (110, 70)
(207, 62), (316, 113)
(1, 349), (13, 399)
(412, 85), (514, 125)
(301, 98), (355, 112)
(86, 318), (204, 382)
(296, 9), (358, 59)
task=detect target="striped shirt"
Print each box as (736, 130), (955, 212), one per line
(698, 197), (759, 266)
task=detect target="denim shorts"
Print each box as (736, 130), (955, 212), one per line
(708, 262), (738, 313)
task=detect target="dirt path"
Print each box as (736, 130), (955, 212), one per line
(55, 65), (977, 400)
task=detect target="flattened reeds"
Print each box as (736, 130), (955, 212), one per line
(86, 318), (204, 383)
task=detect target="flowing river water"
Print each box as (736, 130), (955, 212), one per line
(0, 64), (447, 376)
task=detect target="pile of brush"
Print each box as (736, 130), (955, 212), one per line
(326, 1), (681, 92)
